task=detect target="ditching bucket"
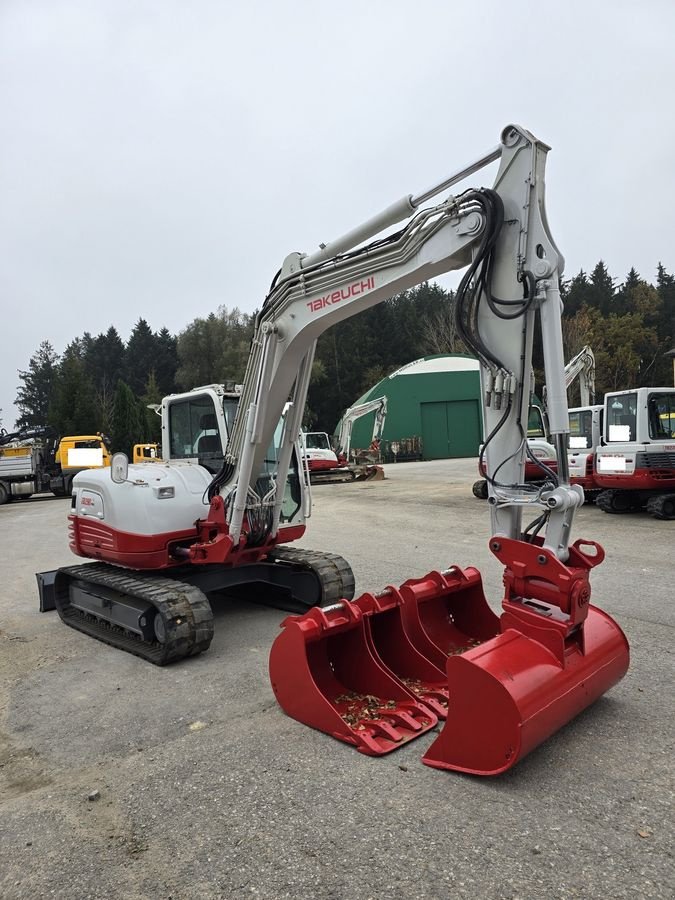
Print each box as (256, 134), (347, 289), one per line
(422, 538), (629, 775)
(422, 604), (629, 775)
(268, 600), (438, 756)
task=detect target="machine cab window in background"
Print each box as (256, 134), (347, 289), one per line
(527, 406), (547, 439)
(303, 432), (332, 451)
(169, 394), (224, 473)
(567, 409), (594, 449)
(648, 392), (675, 440)
(607, 393), (637, 443)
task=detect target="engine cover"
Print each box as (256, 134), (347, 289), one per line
(69, 462), (213, 568)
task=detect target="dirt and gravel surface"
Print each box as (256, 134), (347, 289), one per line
(0, 458), (673, 899)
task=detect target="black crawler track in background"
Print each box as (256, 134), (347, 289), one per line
(266, 547), (356, 605)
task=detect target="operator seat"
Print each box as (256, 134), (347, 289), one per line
(197, 413), (222, 472)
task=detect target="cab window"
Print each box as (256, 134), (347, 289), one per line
(567, 410), (593, 449)
(169, 395), (224, 473)
(304, 433), (331, 451)
(527, 407), (546, 439)
(606, 393), (637, 442)
(648, 392), (675, 440)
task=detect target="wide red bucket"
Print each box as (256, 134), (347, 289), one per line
(423, 603), (629, 775)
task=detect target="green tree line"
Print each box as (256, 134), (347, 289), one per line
(11, 262), (675, 452)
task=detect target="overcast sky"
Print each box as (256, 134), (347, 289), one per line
(1, 0), (674, 427)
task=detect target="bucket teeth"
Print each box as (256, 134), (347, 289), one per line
(269, 564), (629, 772)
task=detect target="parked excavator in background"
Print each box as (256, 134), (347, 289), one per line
(333, 395), (387, 479)
(334, 395), (388, 464)
(594, 387), (675, 518)
(558, 345), (600, 501)
(0, 428), (111, 503)
(567, 404), (603, 501)
(301, 397), (388, 482)
(300, 430), (351, 482)
(38, 125), (628, 775)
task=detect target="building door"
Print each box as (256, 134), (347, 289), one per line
(421, 400), (482, 459)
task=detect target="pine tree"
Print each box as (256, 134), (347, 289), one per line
(15, 340), (60, 428)
(125, 319), (157, 394)
(139, 372), (163, 443)
(588, 261), (616, 315)
(50, 355), (98, 435)
(153, 327), (178, 396)
(111, 380), (143, 456)
(85, 327), (126, 431)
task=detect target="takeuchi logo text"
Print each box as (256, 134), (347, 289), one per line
(306, 277), (375, 313)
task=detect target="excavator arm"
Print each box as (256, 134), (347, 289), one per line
(564, 344), (596, 406)
(210, 125), (581, 562)
(335, 396), (388, 460)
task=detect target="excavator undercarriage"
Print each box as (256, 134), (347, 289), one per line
(38, 548), (355, 665)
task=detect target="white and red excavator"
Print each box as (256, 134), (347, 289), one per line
(334, 395), (388, 464)
(594, 387), (675, 518)
(38, 125), (628, 775)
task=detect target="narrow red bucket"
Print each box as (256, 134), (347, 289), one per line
(269, 600), (438, 756)
(396, 567), (501, 670)
(355, 589), (450, 719)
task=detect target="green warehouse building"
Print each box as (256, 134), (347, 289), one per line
(339, 354), (483, 461)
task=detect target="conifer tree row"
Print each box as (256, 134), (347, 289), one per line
(13, 263), (675, 446)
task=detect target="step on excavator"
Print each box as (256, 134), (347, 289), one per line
(38, 125), (629, 775)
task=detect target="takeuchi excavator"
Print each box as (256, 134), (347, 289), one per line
(334, 395), (388, 463)
(39, 125), (629, 775)
(594, 387), (675, 518)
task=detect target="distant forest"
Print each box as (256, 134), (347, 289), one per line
(7, 261), (675, 455)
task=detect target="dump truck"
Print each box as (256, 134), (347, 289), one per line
(38, 125), (628, 775)
(0, 427), (111, 503)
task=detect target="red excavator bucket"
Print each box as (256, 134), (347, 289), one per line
(422, 538), (629, 775)
(422, 603), (629, 775)
(269, 539), (629, 774)
(355, 568), (500, 718)
(268, 600), (438, 756)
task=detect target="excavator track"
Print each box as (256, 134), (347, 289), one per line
(266, 547), (356, 606)
(55, 563), (214, 665)
(646, 493), (675, 520)
(596, 489), (640, 514)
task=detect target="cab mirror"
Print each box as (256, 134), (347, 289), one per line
(111, 452), (129, 484)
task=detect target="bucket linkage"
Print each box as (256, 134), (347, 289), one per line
(268, 537), (629, 775)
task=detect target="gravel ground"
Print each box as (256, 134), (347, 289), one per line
(0, 457), (673, 899)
